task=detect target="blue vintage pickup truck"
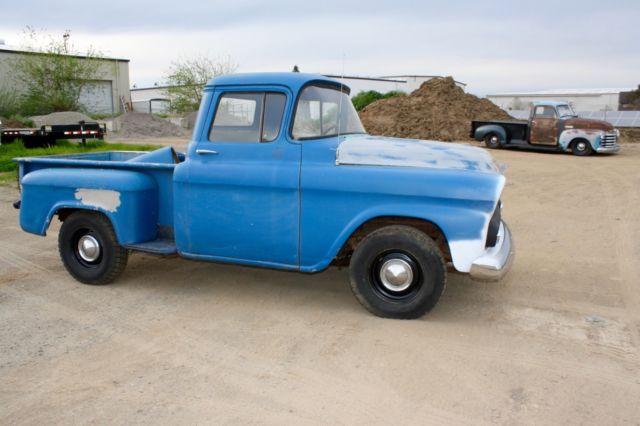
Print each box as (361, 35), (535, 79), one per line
(15, 72), (514, 319)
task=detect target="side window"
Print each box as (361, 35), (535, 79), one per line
(262, 93), (286, 142)
(209, 92), (286, 143)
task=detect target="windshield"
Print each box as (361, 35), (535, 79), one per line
(292, 85), (366, 139)
(557, 104), (576, 118)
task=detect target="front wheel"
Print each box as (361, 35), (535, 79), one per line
(349, 225), (446, 319)
(58, 211), (128, 285)
(571, 139), (593, 156)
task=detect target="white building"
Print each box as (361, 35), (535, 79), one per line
(487, 88), (634, 112)
(130, 85), (172, 113)
(0, 42), (131, 115)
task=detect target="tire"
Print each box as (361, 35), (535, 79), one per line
(571, 139), (593, 156)
(348, 225), (446, 319)
(484, 133), (502, 149)
(58, 211), (128, 285)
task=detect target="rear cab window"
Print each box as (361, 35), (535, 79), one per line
(209, 92), (287, 142)
(534, 105), (557, 119)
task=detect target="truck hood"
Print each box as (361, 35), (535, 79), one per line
(336, 135), (501, 174)
(564, 117), (614, 132)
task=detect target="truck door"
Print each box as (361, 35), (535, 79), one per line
(530, 105), (559, 145)
(177, 88), (301, 268)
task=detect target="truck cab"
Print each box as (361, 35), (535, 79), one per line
(472, 101), (620, 155)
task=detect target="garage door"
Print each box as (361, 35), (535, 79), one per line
(79, 80), (114, 115)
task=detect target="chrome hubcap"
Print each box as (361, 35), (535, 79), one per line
(577, 142), (586, 151)
(77, 235), (101, 262)
(379, 258), (414, 292)
(490, 136), (499, 144)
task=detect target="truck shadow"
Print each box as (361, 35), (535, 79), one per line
(116, 253), (501, 323)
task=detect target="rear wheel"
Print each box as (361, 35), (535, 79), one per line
(58, 211), (128, 285)
(349, 225), (446, 319)
(484, 133), (502, 149)
(571, 139), (593, 156)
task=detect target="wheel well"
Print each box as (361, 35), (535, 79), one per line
(333, 217), (451, 267)
(56, 208), (79, 222)
(56, 208), (107, 223)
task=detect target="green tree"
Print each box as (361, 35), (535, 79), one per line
(351, 90), (406, 111)
(166, 56), (238, 112)
(13, 28), (104, 115)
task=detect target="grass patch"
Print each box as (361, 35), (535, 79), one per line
(0, 139), (160, 180)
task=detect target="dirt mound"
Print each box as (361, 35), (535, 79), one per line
(620, 128), (640, 143)
(0, 117), (29, 128)
(29, 111), (93, 127)
(111, 112), (188, 139)
(359, 77), (512, 141)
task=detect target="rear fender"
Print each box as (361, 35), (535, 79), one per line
(19, 168), (158, 244)
(474, 125), (507, 143)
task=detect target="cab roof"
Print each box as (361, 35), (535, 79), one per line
(205, 72), (349, 93)
(532, 101), (570, 107)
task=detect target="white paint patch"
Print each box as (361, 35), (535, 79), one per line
(449, 239), (486, 272)
(74, 189), (121, 213)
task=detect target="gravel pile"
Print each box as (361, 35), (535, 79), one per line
(359, 77), (513, 141)
(111, 112), (189, 138)
(0, 117), (30, 128)
(29, 111), (94, 128)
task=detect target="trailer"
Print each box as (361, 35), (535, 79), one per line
(0, 120), (106, 148)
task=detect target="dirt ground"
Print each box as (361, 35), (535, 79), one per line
(1, 141), (639, 425)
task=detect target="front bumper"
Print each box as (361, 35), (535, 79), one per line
(469, 221), (514, 282)
(596, 145), (620, 153)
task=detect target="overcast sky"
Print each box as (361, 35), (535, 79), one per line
(2, 0), (638, 95)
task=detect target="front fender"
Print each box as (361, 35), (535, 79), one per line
(474, 124), (507, 142)
(20, 168), (158, 244)
(301, 201), (498, 274)
(559, 128), (605, 151)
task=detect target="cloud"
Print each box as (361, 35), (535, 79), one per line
(2, 0), (638, 94)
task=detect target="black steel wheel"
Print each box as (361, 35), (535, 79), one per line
(58, 211), (128, 285)
(484, 133), (502, 149)
(349, 225), (446, 319)
(571, 139), (593, 156)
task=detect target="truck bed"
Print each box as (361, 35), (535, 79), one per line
(15, 147), (184, 239)
(471, 120), (528, 141)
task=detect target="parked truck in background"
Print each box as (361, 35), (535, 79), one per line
(471, 101), (620, 156)
(14, 72), (514, 319)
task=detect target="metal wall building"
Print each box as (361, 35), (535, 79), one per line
(487, 88), (633, 112)
(0, 43), (131, 115)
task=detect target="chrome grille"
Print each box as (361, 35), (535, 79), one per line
(601, 132), (618, 148)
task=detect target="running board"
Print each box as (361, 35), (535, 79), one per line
(123, 239), (177, 255)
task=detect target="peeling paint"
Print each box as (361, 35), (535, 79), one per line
(74, 188), (121, 213)
(558, 128), (604, 151)
(337, 135), (500, 174)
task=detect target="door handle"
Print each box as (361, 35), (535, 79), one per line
(196, 149), (219, 155)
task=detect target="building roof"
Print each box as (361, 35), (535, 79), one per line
(488, 88), (633, 97)
(0, 44), (129, 62)
(324, 74), (406, 83)
(380, 75), (467, 87)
